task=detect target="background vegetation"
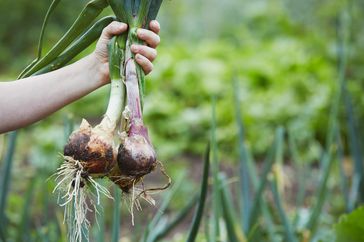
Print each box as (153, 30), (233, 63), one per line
(1, 0), (364, 241)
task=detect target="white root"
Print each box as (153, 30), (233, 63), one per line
(109, 176), (157, 226)
(52, 156), (113, 242)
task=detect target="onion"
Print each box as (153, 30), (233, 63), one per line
(63, 119), (116, 177)
(109, 54), (157, 193)
(53, 36), (123, 242)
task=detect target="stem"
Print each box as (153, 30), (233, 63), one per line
(124, 41), (151, 143)
(101, 76), (124, 130)
(100, 35), (126, 131)
(125, 49), (143, 121)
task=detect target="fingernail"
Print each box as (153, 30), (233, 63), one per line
(131, 44), (138, 52)
(136, 54), (142, 60)
(119, 23), (127, 29)
(137, 29), (144, 37)
(151, 20), (159, 27)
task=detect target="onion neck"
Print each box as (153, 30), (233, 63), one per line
(124, 39), (151, 143)
(98, 36), (125, 133)
(99, 76), (124, 132)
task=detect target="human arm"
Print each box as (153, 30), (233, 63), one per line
(0, 21), (160, 134)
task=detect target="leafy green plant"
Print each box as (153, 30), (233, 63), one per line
(334, 206), (364, 242)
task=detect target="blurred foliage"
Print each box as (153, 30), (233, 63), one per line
(1, 0), (364, 241)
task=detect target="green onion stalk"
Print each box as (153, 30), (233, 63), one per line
(53, 0), (170, 239)
(107, 0), (171, 223)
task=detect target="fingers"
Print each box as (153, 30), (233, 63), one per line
(101, 21), (128, 39)
(95, 20), (160, 75)
(135, 54), (153, 75)
(149, 20), (160, 34)
(137, 28), (160, 48)
(133, 21), (160, 75)
(131, 44), (157, 62)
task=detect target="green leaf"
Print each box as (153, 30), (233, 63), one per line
(345, 86), (363, 209)
(336, 133), (349, 212)
(152, 194), (198, 241)
(305, 146), (335, 233)
(244, 137), (277, 241)
(136, 0), (152, 27)
(248, 127), (284, 233)
(211, 97), (221, 241)
(107, 0), (130, 23)
(146, 0), (163, 24)
(305, 8), (349, 236)
(142, 172), (185, 242)
(37, 0), (62, 58)
(0, 131), (17, 239)
(111, 186), (121, 242)
(186, 144), (210, 242)
(219, 173), (247, 242)
(35, 16), (116, 76)
(21, 0), (108, 78)
(271, 177), (298, 242)
(288, 130), (308, 228)
(334, 206), (364, 242)
(18, 0), (62, 78)
(232, 78), (251, 232)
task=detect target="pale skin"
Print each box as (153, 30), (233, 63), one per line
(0, 21), (160, 134)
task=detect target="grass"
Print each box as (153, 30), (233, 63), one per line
(111, 187), (121, 242)
(186, 144), (210, 242)
(0, 131), (17, 241)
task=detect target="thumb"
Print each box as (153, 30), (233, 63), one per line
(95, 21), (128, 61)
(101, 21), (128, 40)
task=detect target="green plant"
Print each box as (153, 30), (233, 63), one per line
(186, 144), (210, 242)
(334, 206), (364, 242)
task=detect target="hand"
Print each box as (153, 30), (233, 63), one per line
(93, 20), (161, 83)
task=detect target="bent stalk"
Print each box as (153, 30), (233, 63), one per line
(21, 0), (108, 78)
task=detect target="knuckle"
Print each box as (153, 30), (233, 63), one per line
(139, 45), (146, 53)
(155, 35), (161, 46)
(102, 27), (110, 36)
(151, 49), (157, 60)
(148, 62), (154, 73)
(110, 21), (119, 27)
(144, 63), (153, 74)
(151, 20), (160, 31)
(136, 54), (146, 64)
